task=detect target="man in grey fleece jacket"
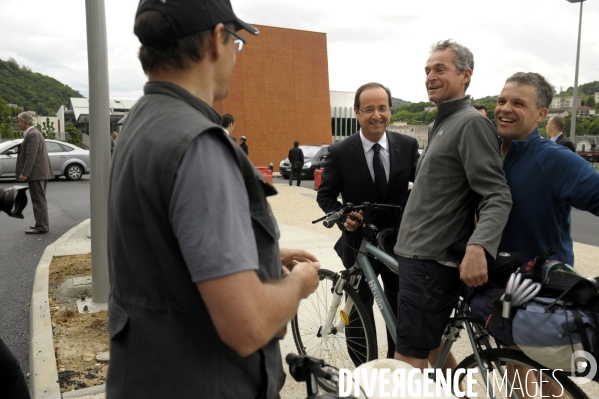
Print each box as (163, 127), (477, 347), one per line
(393, 40), (512, 371)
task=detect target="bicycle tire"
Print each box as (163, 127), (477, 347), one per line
(291, 269), (377, 392)
(455, 348), (589, 399)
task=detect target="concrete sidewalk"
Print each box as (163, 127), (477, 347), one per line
(29, 183), (599, 398)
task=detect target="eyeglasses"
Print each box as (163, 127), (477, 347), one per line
(225, 27), (246, 52)
(358, 106), (391, 115)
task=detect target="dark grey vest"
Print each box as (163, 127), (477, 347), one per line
(107, 82), (284, 398)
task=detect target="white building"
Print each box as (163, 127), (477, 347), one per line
(387, 124), (428, 149)
(546, 109), (569, 118)
(577, 106), (596, 117)
(575, 135), (599, 152)
(330, 91), (358, 141)
(550, 96), (581, 109)
(62, 97), (138, 145)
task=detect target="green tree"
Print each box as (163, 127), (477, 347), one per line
(0, 57), (82, 116)
(0, 98), (11, 140)
(42, 117), (56, 139)
(589, 118), (599, 136)
(65, 123), (82, 146)
(586, 96), (595, 108)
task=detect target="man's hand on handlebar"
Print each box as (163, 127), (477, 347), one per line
(459, 244), (488, 287)
(344, 210), (363, 232)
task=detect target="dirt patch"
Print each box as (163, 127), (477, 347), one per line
(49, 253), (109, 393)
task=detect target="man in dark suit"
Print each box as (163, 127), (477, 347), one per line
(287, 140), (304, 186)
(220, 113), (237, 143)
(317, 82), (419, 365)
(547, 116), (576, 152)
(16, 112), (54, 234)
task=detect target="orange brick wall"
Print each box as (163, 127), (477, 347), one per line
(214, 25), (331, 171)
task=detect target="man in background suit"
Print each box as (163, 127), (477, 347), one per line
(220, 113), (237, 143)
(317, 82), (419, 365)
(287, 140), (304, 186)
(16, 112), (53, 234)
(547, 116), (576, 152)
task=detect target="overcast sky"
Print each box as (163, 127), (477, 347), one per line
(1, 0), (598, 104)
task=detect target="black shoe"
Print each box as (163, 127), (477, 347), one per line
(25, 228), (47, 234)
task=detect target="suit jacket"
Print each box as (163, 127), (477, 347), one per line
(15, 127), (54, 181)
(288, 146), (304, 167)
(556, 134), (576, 152)
(317, 131), (420, 267)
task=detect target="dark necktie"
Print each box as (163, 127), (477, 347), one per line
(372, 143), (387, 199)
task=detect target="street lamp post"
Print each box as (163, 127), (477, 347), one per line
(567, 0), (586, 143)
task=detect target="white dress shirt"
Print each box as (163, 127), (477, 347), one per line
(359, 129), (389, 183)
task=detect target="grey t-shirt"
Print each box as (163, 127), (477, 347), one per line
(169, 132), (259, 283)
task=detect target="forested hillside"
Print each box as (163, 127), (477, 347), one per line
(0, 58), (82, 115)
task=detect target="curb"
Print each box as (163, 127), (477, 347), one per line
(30, 219), (91, 399)
(62, 384), (105, 398)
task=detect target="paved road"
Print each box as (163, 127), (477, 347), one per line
(0, 176), (90, 379)
(571, 208), (599, 247)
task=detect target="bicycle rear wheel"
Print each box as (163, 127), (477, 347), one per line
(455, 348), (588, 399)
(291, 269), (377, 392)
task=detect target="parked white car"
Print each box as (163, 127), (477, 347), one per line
(0, 139), (90, 181)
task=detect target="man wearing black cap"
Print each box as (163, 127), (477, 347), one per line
(107, 1), (320, 397)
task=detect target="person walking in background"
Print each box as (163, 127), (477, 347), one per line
(546, 115), (576, 152)
(111, 132), (118, 154)
(287, 140), (304, 186)
(239, 135), (248, 154)
(220, 113), (236, 143)
(393, 40), (512, 371)
(106, 0), (320, 397)
(317, 82), (419, 366)
(16, 112), (53, 234)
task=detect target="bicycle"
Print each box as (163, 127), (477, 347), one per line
(290, 201), (589, 398)
(291, 202), (401, 391)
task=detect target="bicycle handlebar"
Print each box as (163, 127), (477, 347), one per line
(285, 353), (338, 383)
(314, 202), (403, 229)
(322, 209), (345, 228)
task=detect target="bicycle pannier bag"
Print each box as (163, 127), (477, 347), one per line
(512, 297), (599, 375)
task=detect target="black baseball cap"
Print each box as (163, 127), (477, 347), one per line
(136, 0), (259, 44)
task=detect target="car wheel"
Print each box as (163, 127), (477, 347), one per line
(65, 164), (83, 181)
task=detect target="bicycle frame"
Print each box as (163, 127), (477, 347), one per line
(319, 233), (398, 342)
(322, 257), (516, 397)
(313, 202), (521, 399)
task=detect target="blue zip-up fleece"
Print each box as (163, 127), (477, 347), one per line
(499, 129), (599, 265)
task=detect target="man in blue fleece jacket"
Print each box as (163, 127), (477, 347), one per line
(496, 72), (599, 266)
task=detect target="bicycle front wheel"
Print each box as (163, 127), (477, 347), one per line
(291, 269), (377, 391)
(455, 348), (588, 399)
